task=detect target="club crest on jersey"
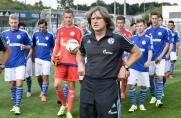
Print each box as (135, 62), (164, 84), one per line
(70, 31), (75, 36)
(142, 40), (146, 45)
(107, 38), (115, 45)
(158, 32), (162, 36)
(17, 35), (21, 39)
(45, 36), (49, 40)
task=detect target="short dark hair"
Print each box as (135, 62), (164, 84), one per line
(130, 22), (136, 27)
(18, 22), (26, 28)
(168, 20), (174, 24)
(136, 19), (145, 24)
(38, 19), (47, 26)
(87, 6), (115, 31)
(158, 14), (163, 20)
(150, 12), (160, 17)
(63, 8), (74, 16)
(116, 15), (125, 22)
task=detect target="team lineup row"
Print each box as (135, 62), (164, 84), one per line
(0, 6), (179, 118)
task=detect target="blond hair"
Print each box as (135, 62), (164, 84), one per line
(9, 14), (19, 21)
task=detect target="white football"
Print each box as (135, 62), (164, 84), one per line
(66, 39), (80, 53)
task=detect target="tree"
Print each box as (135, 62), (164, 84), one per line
(34, 0), (43, 7)
(57, 0), (74, 9)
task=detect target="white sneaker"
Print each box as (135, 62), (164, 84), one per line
(139, 104), (146, 111)
(10, 106), (16, 112)
(14, 106), (21, 115)
(26, 92), (31, 97)
(155, 100), (163, 108)
(57, 105), (66, 116)
(128, 105), (137, 112)
(66, 112), (73, 118)
(149, 97), (156, 104)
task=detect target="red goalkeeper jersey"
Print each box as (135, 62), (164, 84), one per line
(53, 25), (82, 66)
(117, 28), (132, 39)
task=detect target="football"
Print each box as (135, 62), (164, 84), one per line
(66, 39), (80, 54)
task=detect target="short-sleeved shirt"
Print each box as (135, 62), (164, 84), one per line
(53, 25), (82, 66)
(171, 30), (180, 52)
(79, 30), (134, 79)
(32, 31), (54, 61)
(145, 25), (169, 61)
(130, 34), (153, 72)
(1, 29), (31, 68)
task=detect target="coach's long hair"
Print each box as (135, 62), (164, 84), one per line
(87, 6), (115, 31)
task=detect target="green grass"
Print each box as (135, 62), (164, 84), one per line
(0, 54), (181, 118)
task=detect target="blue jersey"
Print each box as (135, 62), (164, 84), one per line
(171, 30), (180, 52)
(2, 29), (31, 68)
(145, 26), (169, 60)
(32, 31), (54, 61)
(130, 34), (153, 72)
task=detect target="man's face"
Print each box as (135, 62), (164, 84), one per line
(19, 26), (25, 30)
(151, 15), (159, 27)
(168, 23), (175, 30)
(116, 19), (125, 29)
(158, 17), (163, 25)
(38, 23), (47, 33)
(64, 13), (73, 26)
(91, 11), (107, 32)
(136, 22), (145, 34)
(9, 19), (18, 30)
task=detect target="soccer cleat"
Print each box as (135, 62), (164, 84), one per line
(10, 106), (16, 112)
(128, 105), (137, 112)
(149, 97), (156, 104)
(139, 104), (146, 111)
(57, 105), (66, 116)
(14, 106), (21, 115)
(41, 96), (47, 102)
(26, 92), (31, 97)
(155, 100), (163, 108)
(66, 112), (73, 118)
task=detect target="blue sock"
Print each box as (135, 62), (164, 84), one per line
(149, 79), (155, 97)
(15, 86), (23, 107)
(156, 79), (163, 100)
(163, 76), (166, 87)
(140, 88), (147, 105)
(63, 83), (69, 101)
(42, 84), (48, 96)
(10, 87), (16, 105)
(129, 88), (136, 105)
(26, 78), (32, 92)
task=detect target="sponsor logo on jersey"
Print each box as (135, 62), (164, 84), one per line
(103, 49), (113, 55)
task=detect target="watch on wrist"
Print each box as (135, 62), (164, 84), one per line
(124, 64), (129, 71)
(0, 64), (5, 69)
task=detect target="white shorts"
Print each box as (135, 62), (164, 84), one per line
(170, 52), (177, 61)
(35, 58), (51, 76)
(25, 58), (33, 78)
(165, 60), (171, 73)
(149, 59), (165, 76)
(128, 69), (150, 87)
(4, 66), (26, 81)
